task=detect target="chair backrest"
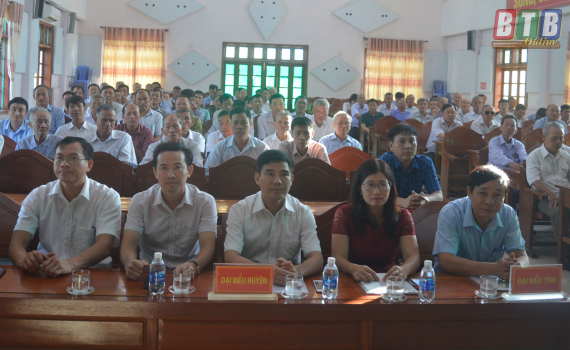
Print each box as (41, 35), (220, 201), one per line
(444, 126), (486, 156)
(253, 115), (260, 138)
(315, 201), (348, 261)
(289, 158), (348, 201)
(411, 201), (447, 264)
(0, 136), (16, 158)
(373, 116), (400, 137)
(565, 133), (570, 146)
(522, 128), (543, 150)
(519, 160), (529, 188)
(485, 128), (502, 143)
(477, 146), (490, 165)
(329, 146), (372, 179)
(0, 192), (21, 257)
(202, 119), (213, 136)
(463, 121), (473, 128)
(403, 119), (423, 129)
(513, 128), (522, 141)
(89, 152), (134, 197)
(208, 156), (258, 199)
(0, 149), (57, 193)
(521, 120), (535, 130)
(433, 80), (447, 95)
(75, 66), (92, 81)
(416, 121), (432, 148)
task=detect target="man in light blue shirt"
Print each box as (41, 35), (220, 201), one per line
(405, 94), (419, 114)
(432, 165), (528, 281)
(203, 84), (217, 108)
(194, 90), (211, 123)
(533, 104), (567, 134)
(488, 115), (527, 170)
(16, 107), (63, 160)
(26, 85), (65, 134)
(349, 93), (368, 139)
(319, 111), (362, 154)
(1, 97), (33, 142)
(389, 98), (411, 122)
(90, 104), (137, 165)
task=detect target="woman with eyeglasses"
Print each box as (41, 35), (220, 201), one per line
(331, 159), (420, 282)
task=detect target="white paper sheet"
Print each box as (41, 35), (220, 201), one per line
(358, 273), (419, 295)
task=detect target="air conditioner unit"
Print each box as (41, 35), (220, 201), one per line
(42, 4), (60, 22)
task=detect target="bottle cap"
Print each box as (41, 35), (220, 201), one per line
(154, 252), (162, 259)
(327, 257), (336, 265)
(424, 260), (432, 267)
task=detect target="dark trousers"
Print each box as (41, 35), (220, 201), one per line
(348, 127), (359, 140)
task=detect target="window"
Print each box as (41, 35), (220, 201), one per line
(494, 48), (527, 106)
(34, 22), (54, 88)
(222, 43), (308, 110)
(0, 20), (9, 110)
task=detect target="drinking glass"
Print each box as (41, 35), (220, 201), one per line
(173, 270), (192, 294)
(386, 276), (405, 300)
(71, 269), (90, 294)
(285, 274), (304, 298)
(480, 275), (498, 298)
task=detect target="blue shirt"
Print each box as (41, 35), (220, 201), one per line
(488, 134), (527, 169)
(350, 104), (369, 127)
(432, 197), (526, 271)
(203, 95), (213, 108)
(379, 152), (441, 198)
(319, 133), (362, 154)
(389, 109), (411, 122)
(199, 108), (211, 123)
(533, 116), (568, 134)
(16, 134), (63, 160)
(0, 119), (34, 142)
(26, 105), (65, 135)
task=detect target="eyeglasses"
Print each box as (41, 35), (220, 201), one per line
(54, 156), (87, 164)
(484, 111), (494, 115)
(362, 183), (390, 192)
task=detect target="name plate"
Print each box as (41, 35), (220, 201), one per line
(510, 265), (562, 294)
(214, 264), (273, 294)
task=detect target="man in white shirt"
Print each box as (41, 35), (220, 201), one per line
(452, 93), (462, 110)
(9, 137), (121, 276)
(224, 150), (324, 286)
(319, 111), (362, 154)
(85, 84), (100, 104)
(121, 142), (217, 279)
(141, 114), (203, 167)
(263, 111), (293, 150)
(205, 106), (269, 173)
(526, 122), (570, 239)
(309, 98), (334, 141)
(205, 94), (245, 138)
(350, 93), (368, 139)
(260, 88), (271, 113)
(493, 99), (512, 123)
(508, 97), (517, 114)
(16, 107), (63, 160)
(278, 116), (330, 165)
(471, 105), (500, 137)
(84, 93), (104, 125)
(55, 95), (97, 139)
(150, 88), (169, 119)
(27, 85), (66, 135)
(425, 104), (463, 162)
(457, 98), (474, 123)
(377, 92), (397, 116)
(178, 108), (206, 153)
(290, 96), (312, 118)
(101, 86), (123, 123)
(206, 110), (232, 155)
(408, 98), (433, 124)
(90, 104), (137, 165)
(250, 94), (264, 121)
(405, 94), (419, 114)
(431, 96), (449, 119)
(136, 89), (163, 141)
(258, 93), (286, 139)
(514, 104), (527, 124)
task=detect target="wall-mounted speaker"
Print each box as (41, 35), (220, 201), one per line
(33, 0), (45, 19)
(68, 12), (76, 33)
(467, 30), (475, 51)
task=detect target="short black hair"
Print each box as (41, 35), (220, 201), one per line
(195, 90), (204, 97)
(117, 84), (129, 92)
(515, 104), (526, 111)
(230, 106), (251, 120)
(55, 136), (94, 160)
(291, 116), (313, 131)
(387, 124), (417, 142)
(468, 165), (509, 194)
(62, 91), (75, 100)
(150, 88), (163, 95)
(441, 103), (455, 114)
(180, 89), (195, 98)
(65, 95), (86, 109)
(395, 92), (405, 100)
(173, 86), (181, 91)
(537, 107), (547, 118)
(233, 100), (246, 108)
(349, 94), (358, 103)
(72, 85), (84, 93)
(88, 84), (100, 92)
(256, 149), (293, 174)
(135, 89), (150, 99)
(218, 110), (230, 119)
(102, 85), (116, 93)
(294, 95), (307, 104)
(498, 99), (508, 105)
(251, 94), (263, 100)
(269, 93), (285, 104)
(261, 88), (269, 92)
(220, 93), (234, 105)
(8, 97), (28, 111)
(385, 92), (393, 98)
(561, 104), (570, 112)
(152, 82), (162, 87)
(152, 142), (194, 169)
(209, 84), (218, 91)
(367, 99), (378, 105)
(122, 102), (141, 116)
(500, 115), (518, 127)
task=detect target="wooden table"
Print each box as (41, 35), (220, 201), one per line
(0, 266), (568, 349)
(556, 184), (570, 265)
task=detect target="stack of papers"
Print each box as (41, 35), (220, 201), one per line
(358, 273), (419, 295)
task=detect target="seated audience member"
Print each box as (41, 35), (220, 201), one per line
(405, 94), (418, 114)
(127, 83), (141, 103)
(1, 97), (33, 142)
(344, 93), (358, 114)
(177, 108), (206, 153)
(26, 85), (65, 135)
(84, 84), (99, 104)
(55, 95), (97, 139)
(115, 103), (154, 161)
(194, 90), (211, 123)
(427, 99), (439, 118)
(291, 95), (312, 118)
(278, 116), (330, 165)
(84, 93), (105, 125)
(169, 86), (181, 110)
(203, 84), (217, 107)
(224, 150), (324, 285)
(16, 107), (63, 160)
(331, 159), (420, 281)
(145, 84), (152, 90)
(160, 90), (173, 112)
(114, 90), (125, 107)
(250, 94), (264, 120)
(101, 86), (123, 122)
(136, 89), (163, 141)
(205, 106), (269, 173)
(319, 111), (362, 154)
(260, 88), (271, 113)
(425, 104), (463, 162)
(508, 97), (517, 114)
(456, 98), (475, 123)
(561, 104), (570, 124)
(309, 98), (335, 141)
(150, 88), (169, 119)
(533, 104), (568, 134)
(117, 84), (129, 106)
(407, 98), (433, 124)
(9, 137), (122, 275)
(471, 105), (500, 136)
(452, 93), (462, 110)
(350, 94), (368, 139)
(140, 114), (203, 166)
(205, 94), (240, 137)
(174, 95), (203, 134)
(206, 110), (232, 155)
(528, 107), (546, 122)
(263, 111), (293, 150)
(466, 96), (484, 122)
(360, 99), (384, 135)
(493, 99), (512, 123)
(389, 98), (411, 121)
(377, 92), (397, 116)
(121, 143), (216, 279)
(62, 91), (75, 118)
(380, 124), (443, 209)
(432, 165), (528, 280)
(90, 104), (137, 165)
(489, 115), (527, 170)
(258, 93), (286, 139)
(514, 104), (527, 124)
(431, 96), (448, 119)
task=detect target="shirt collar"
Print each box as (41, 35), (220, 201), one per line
(252, 191), (295, 214)
(153, 185), (193, 210)
(293, 140), (313, 156)
(93, 130), (119, 143)
(462, 197), (503, 232)
(48, 177), (91, 201)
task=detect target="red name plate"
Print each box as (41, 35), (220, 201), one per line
(214, 264), (273, 294)
(510, 265), (562, 294)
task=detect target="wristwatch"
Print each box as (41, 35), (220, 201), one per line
(190, 260), (200, 274)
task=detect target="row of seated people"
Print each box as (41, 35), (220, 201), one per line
(6, 136), (527, 285)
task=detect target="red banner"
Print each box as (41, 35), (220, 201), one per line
(214, 264), (273, 294)
(510, 265), (562, 294)
(508, 0), (570, 11)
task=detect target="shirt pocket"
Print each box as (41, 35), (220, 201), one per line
(175, 229), (199, 256)
(559, 163), (569, 177)
(73, 228), (96, 256)
(282, 239), (301, 261)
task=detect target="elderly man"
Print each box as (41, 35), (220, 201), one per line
(425, 104), (463, 162)
(150, 88), (169, 118)
(471, 105), (501, 136)
(16, 107), (63, 159)
(380, 124), (443, 209)
(206, 110), (233, 155)
(121, 142), (217, 280)
(493, 99), (512, 123)
(127, 83), (141, 103)
(26, 85), (65, 134)
(533, 104), (567, 134)
(263, 111), (293, 150)
(140, 114), (203, 167)
(9, 137), (122, 275)
(488, 115), (527, 170)
(1, 97), (33, 142)
(136, 89), (163, 141)
(258, 94), (286, 139)
(115, 103), (154, 163)
(390, 97), (411, 122)
(55, 95), (97, 139)
(431, 96), (449, 119)
(428, 100), (439, 118)
(319, 111), (362, 154)
(408, 98), (433, 124)
(174, 95), (203, 134)
(456, 98), (473, 123)
(308, 99), (335, 142)
(178, 108), (206, 153)
(85, 84), (100, 104)
(278, 116), (330, 165)
(377, 92), (397, 116)
(203, 84), (217, 108)
(89, 104), (137, 165)
(349, 93), (368, 139)
(84, 93), (105, 125)
(101, 86), (123, 123)
(452, 93), (462, 109)
(405, 94), (418, 114)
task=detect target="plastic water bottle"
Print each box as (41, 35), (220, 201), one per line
(149, 252), (166, 295)
(323, 257), (339, 300)
(419, 260), (436, 303)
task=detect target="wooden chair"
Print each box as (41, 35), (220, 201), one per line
(521, 120), (535, 130)
(202, 119), (213, 136)
(564, 133), (570, 146)
(216, 214), (229, 264)
(253, 115), (260, 138)
(89, 152), (135, 197)
(416, 121), (432, 155)
(370, 116), (400, 157)
(440, 127), (486, 198)
(0, 149), (57, 193)
(289, 159), (348, 201)
(468, 146), (489, 170)
(65, 116), (72, 124)
(463, 121), (473, 128)
(484, 128), (502, 143)
(403, 119), (423, 130)
(522, 128), (543, 151)
(513, 128), (522, 141)
(411, 201), (447, 265)
(315, 201), (348, 261)
(0, 136), (16, 158)
(0, 192), (39, 258)
(208, 156), (258, 199)
(329, 146), (372, 179)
